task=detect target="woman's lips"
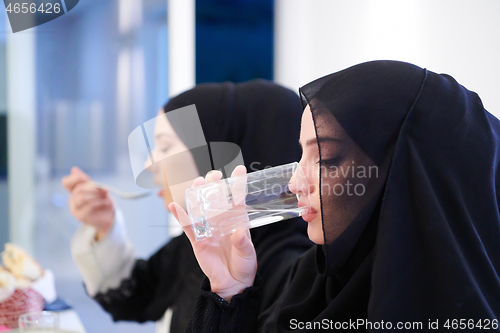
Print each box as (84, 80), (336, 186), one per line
(299, 203), (318, 222)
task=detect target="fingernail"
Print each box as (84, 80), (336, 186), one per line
(206, 170), (221, 177)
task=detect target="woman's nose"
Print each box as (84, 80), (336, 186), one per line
(144, 153), (158, 173)
(289, 163), (310, 196)
(144, 145), (161, 170)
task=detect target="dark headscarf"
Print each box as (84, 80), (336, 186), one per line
(261, 61), (500, 331)
(164, 79), (313, 313)
(164, 79), (303, 172)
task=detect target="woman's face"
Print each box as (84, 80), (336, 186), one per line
(296, 105), (376, 244)
(296, 106), (323, 243)
(147, 110), (200, 211)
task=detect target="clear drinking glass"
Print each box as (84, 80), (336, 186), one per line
(185, 162), (310, 240)
(18, 311), (59, 332)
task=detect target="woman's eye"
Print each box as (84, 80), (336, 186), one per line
(318, 157), (341, 166)
(160, 146), (172, 154)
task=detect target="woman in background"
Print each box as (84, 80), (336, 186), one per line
(62, 80), (312, 333)
(170, 61), (500, 332)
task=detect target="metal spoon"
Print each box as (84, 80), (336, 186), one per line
(90, 181), (152, 200)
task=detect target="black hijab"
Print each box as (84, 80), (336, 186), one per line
(163, 79), (304, 172)
(163, 79), (313, 311)
(261, 61), (500, 331)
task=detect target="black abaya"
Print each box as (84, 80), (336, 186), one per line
(187, 61), (500, 332)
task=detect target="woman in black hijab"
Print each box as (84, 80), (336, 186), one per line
(67, 80), (312, 333)
(171, 60), (500, 332)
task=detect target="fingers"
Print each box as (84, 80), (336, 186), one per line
(71, 166), (86, 176)
(191, 176), (206, 188)
(169, 202), (179, 221)
(169, 202), (192, 228)
(169, 202), (197, 243)
(70, 190), (108, 210)
(62, 167), (90, 192)
(70, 197), (113, 222)
(231, 165), (247, 177)
(205, 170), (223, 183)
(189, 172), (218, 190)
(68, 182), (111, 221)
(231, 165), (248, 206)
(230, 229), (255, 261)
(80, 198), (113, 216)
(71, 182), (107, 202)
(182, 225), (196, 244)
(71, 192), (100, 210)
(178, 166), (249, 244)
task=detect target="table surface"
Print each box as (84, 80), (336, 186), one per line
(10, 310), (86, 333)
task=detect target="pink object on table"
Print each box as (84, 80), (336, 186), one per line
(0, 288), (44, 328)
(0, 324), (12, 331)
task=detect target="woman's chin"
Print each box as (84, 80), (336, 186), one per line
(307, 224), (324, 244)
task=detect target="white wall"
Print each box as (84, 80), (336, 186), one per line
(168, 0), (195, 98)
(7, 28), (36, 254)
(275, 0), (500, 117)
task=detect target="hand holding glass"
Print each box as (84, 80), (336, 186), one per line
(185, 162), (310, 240)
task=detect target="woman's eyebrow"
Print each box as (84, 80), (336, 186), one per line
(155, 132), (175, 140)
(299, 137), (343, 149)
